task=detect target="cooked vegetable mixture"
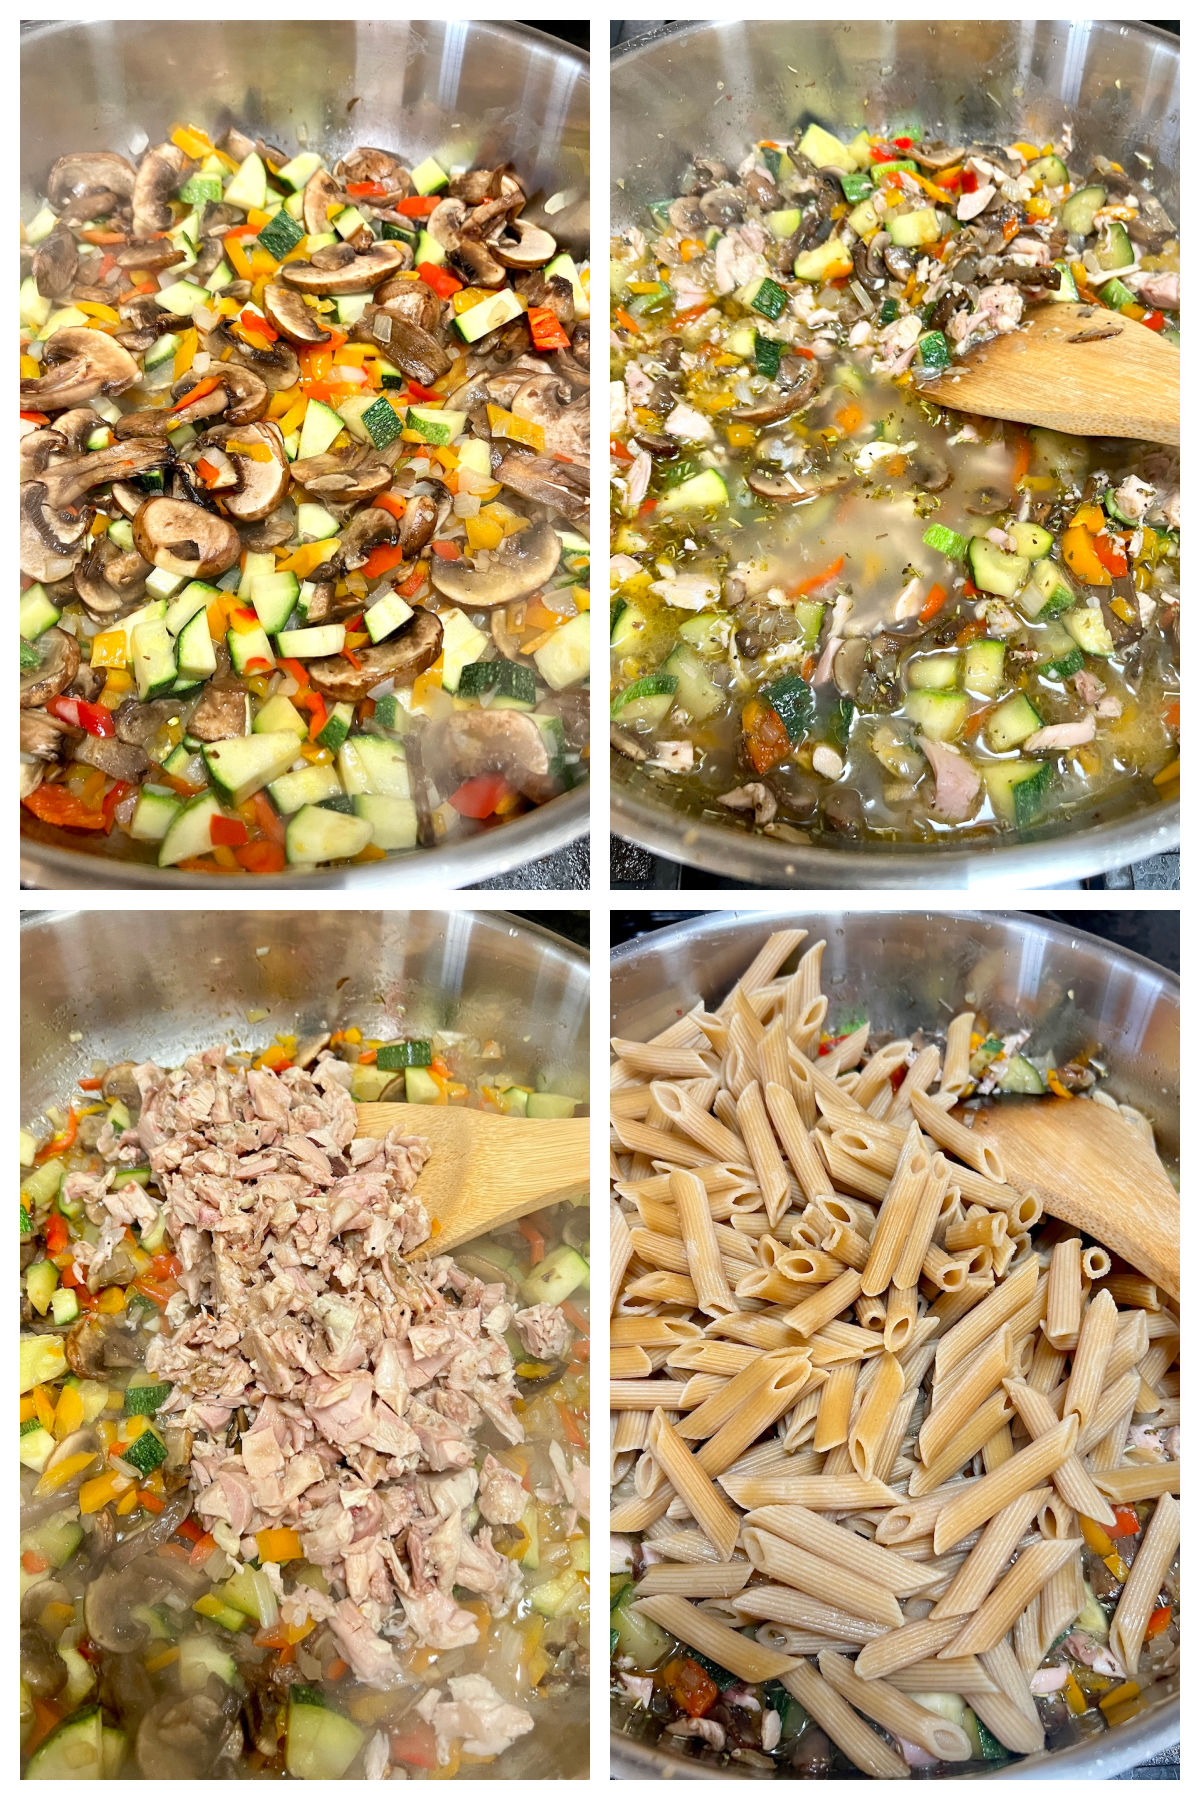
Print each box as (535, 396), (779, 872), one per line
(22, 1030), (589, 1778)
(21, 123), (590, 872)
(610, 123), (1179, 845)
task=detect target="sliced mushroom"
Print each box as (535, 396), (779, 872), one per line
(75, 735), (149, 781)
(20, 428), (66, 481)
(289, 445), (391, 507)
(428, 708), (558, 802)
(32, 225), (79, 299)
(114, 697), (184, 749)
(506, 372), (587, 462)
(909, 140), (965, 173)
(20, 710), (70, 760)
(137, 1695), (231, 1781)
(281, 241), (408, 295)
(307, 609), (443, 701)
(47, 151), (135, 211)
(37, 438), (166, 514)
(73, 536), (152, 616)
(131, 142), (193, 237)
(303, 168), (345, 238)
(262, 280), (331, 346)
(448, 233), (508, 288)
(21, 487), (87, 582)
(186, 682), (250, 742)
(730, 358), (821, 426)
(747, 469), (839, 504)
(203, 420), (290, 522)
(431, 519), (561, 610)
(495, 450), (588, 525)
(368, 312), (451, 385)
(336, 146), (412, 199)
(66, 1311), (141, 1378)
(396, 494), (439, 557)
(239, 502), (297, 552)
(311, 504), (396, 578)
(109, 239), (186, 274)
(20, 327), (140, 412)
(490, 215), (557, 270)
(428, 197), (468, 251)
(132, 497), (243, 578)
(203, 322), (300, 394)
(86, 1564), (177, 1655)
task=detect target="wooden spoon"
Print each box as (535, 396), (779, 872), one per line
(919, 303), (1179, 445)
(955, 1096), (1179, 1301)
(355, 1102), (588, 1254)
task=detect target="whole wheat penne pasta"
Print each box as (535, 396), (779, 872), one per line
(667, 1341), (758, 1377)
(1061, 1287), (1117, 1429)
(610, 1379), (692, 1412)
(934, 1253), (1039, 1380)
(745, 1504), (940, 1597)
(973, 1642), (1044, 1754)
(891, 1156), (952, 1290)
(876, 1480), (971, 1547)
(611, 1201), (634, 1313)
(649, 1409), (742, 1560)
(940, 1536), (1082, 1656)
(919, 1326), (1012, 1465)
(1027, 1334), (1066, 1394)
(633, 1561), (752, 1598)
(1003, 1378), (1116, 1528)
(624, 1270), (698, 1308)
(888, 1658), (997, 1697)
(1097, 1273), (1161, 1310)
(611, 1345), (653, 1380)
(778, 1660), (911, 1779)
(933, 1415), (1079, 1554)
(814, 1360), (857, 1454)
(860, 1122), (930, 1296)
(727, 930), (808, 1006)
(676, 1350), (799, 1442)
(629, 1227), (690, 1274)
(1091, 1461), (1180, 1502)
(635, 1594), (797, 1681)
(938, 1011), (975, 1097)
(887, 1043), (943, 1124)
(669, 1166), (736, 1318)
(1037, 1554), (1086, 1661)
(909, 1086), (1005, 1180)
(696, 1368), (813, 1476)
(854, 1612), (964, 1678)
(783, 1265), (864, 1337)
(743, 1525), (904, 1628)
(909, 1389), (1014, 1497)
(847, 1350), (905, 1479)
(719, 1471), (898, 1510)
(1081, 1244), (1111, 1280)
(818, 1649), (972, 1762)
(1110, 1492), (1180, 1675)
(763, 1080), (831, 1203)
(732, 1584), (885, 1644)
(930, 1487), (1052, 1617)
(610, 1040), (715, 1079)
(824, 1020), (872, 1076)
(1043, 1236), (1083, 1349)
(856, 1039), (913, 1112)
(650, 1082), (751, 1163)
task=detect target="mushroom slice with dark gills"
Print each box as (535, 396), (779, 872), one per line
(427, 708), (561, 803)
(202, 321), (300, 394)
(335, 145), (413, 202)
(729, 357), (821, 426)
(431, 519), (562, 609)
(132, 497), (243, 579)
(131, 141), (194, 236)
(368, 311), (451, 386)
(262, 279), (332, 346)
(46, 149), (135, 212)
(281, 239), (409, 295)
(310, 503), (398, 579)
(201, 419), (291, 522)
(20, 439), (165, 582)
(307, 607), (444, 701)
(288, 445), (392, 508)
(506, 372), (588, 462)
(73, 535), (152, 617)
(20, 327), (140, 412)
(31, 224), (79, 299)
(302, 168), (346, 238)
(495, 450), (589, 525)
(21, 629), (80, 710)
(117, 364), (271, 437)
(490, 215), (558, 271)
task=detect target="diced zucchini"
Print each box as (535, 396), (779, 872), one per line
(337, 735), (409, 798)
(999, 1053), (1046, 1094)
(679, 610), (733, 657)
(963, 638), (1006, 697)
(984, 692), (1042, 753)
(520, 1244), (589, 1306)
(178, 1635), (238, 1695)
(1039, 646), (1085, 682)
(1060, 185), (1106, 237)
(662, 643), (722, 722)
(533, 611), (590, 692)
(285, 804), (372, 865)
(455, 288), (524, 344)
(410, 156), (449, 196)
(1009, 521), (1053, 560)
(439, 606), (489, 693)
(352, 793), (418, 851)
(1062, 607), (1115, 657)
(277, 152), (323, 191)
(903, 689), (968, 742)
(252, 570), (301, 636)
(611, 1583), (672, 1666)
(286, 1690), (365, 1781)
(316, 701), (356, 752)
(405, 404), (466, 445)
(296, 501), (340, 543)
(1017, 558), (1076, 621)
(544, 252), (588, 318)
(796, 122), (856, 173)
(21, 1510), (84, 1571)
(907, 651), (960, 691)
(611, 674), (676, 728)
(19, 585), (62, 640)
(1027, 153), (1069, 187)
(656, 467), (728, 516)
(792, 236), (852, 282)
(254, 692), (309, 739)
(967, 537), (1030, 599)
(204, 733), (303, 806)
(268, 762), (343, 814)
(25, 1706), (105, 1779)
(50, 1288), (80, 1326)
(1095, 220), (1133, 272)
(223, 152), (268, 212)
(297, 398), (345, 460)
(19, 1422), (57, 1473)
(157, 792), (225, 868)
(403, 1066), (441, 1104)
(526, 1092), (578, 1120)
(984, 758), (1053, 828)
(227, 620), (276, 675)
(886, 207), (941, 248)
(130, 618), (177, 701)
(155, 279), (212, 319)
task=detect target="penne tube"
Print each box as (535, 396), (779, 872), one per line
(939, 1536), (1082, 1655)
(1110, 1493), (1180, 1676)
(634, 1594), (797, 1681)
(933, 1415), (1079, 1554)
(818, 1650), (972, 1763)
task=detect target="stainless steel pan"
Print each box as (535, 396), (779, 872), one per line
(610, 19), (1179, 888)
(611, 909), (1178, 1779)
(21, 18), (589, 890)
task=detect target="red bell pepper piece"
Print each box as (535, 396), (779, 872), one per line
(527, 305), (571, 351)
(240, 308), (278, 342)
(448, 773), (512, 819)
(1094, 536), (1128, 578)
(359, 540), (409, 580)
(431, 539), (460, 560)
(346, 180), (387, 197)
(210, 814), (249, 847)
(22, 785), (107, 831)
(235, 840), (287, 874)
(47, 695), (117, 737)
(395, 195), (440, 217)
(417, 261), (462, 299)
(171, 375), (221, 410)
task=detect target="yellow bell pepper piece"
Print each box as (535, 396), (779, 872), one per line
(486, 404), (545, 452)
(97, 1286), (126, 1315)
(79, 1468), (133, 1512)
(90, 630), (130, 670)
(1061, 524), (1111, 587)
(465, 515), (505, 552)
(256, 1526), (304, 1562)
(53, 1384), (85, 1440)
